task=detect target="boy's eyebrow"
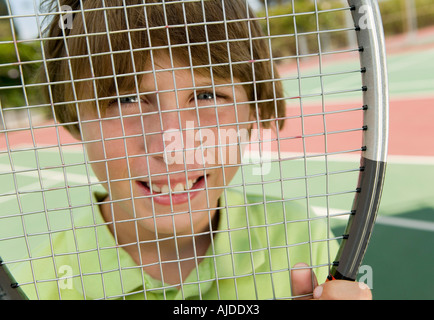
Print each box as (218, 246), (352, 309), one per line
(133, 77), (239, 94)
(193, 77), (239, 87)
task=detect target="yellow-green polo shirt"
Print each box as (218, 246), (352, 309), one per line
(8, 188), (337, 300)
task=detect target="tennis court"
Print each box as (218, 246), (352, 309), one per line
(276, 34), (434, 299)
(362, 44), (434, 299)
(274, 33), (434, 299)
(1, 25), (433, 300)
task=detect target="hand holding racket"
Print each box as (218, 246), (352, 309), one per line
(291, 263), (371, 300)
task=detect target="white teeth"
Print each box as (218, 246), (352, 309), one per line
(187, 179), (194, 190)
(151, 184), (161, 193)
(147, 177), (201, 194)
(160, 185), (170, 194)
(173, 183), (185, 192)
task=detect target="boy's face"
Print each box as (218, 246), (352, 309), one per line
(79, 53), (251, 236)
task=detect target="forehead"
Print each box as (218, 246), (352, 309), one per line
(143, 52), (197, 83)
(131, 51), (240, 92)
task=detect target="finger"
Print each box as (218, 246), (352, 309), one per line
(290, 263), (318, 300)
(316, 280), (372, 300)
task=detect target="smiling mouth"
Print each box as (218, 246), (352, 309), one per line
(137, 175), (207, 206)
(139, 175), (206, 194)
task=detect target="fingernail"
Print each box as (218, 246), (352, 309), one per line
(313, 285), (323, 299)
(293, 262), (309, 268)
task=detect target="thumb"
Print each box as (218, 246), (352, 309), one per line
(290, 263), (318, 300)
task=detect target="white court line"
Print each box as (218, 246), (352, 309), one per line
(5, 141), (434, 165)
(376, 215), (434, 233)
(0, 164), (97, 185)
(312, 206), (434, 233)
(1, 151), (432, 227)
(0, 163), (98, 205)
(246, 151), (434, 165)
(386, 155), (434, 165)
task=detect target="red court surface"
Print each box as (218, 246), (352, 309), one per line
(388, 96), (434, 157)
(1, 95), (432, 158)
(1, 24), (434, 158)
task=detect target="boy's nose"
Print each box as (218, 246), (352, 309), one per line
(144, 107), (199, 165)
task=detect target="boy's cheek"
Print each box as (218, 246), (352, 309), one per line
(80, 123), (127, 176)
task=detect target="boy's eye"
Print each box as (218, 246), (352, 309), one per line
(105, 95), (144, 117)
(119, 96), (140, 104)
(196, 92), (214, 101)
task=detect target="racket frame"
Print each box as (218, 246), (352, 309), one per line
(0, 258), (28, 300)
(328, 0), (389, 281)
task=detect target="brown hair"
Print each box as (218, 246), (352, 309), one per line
(42, 0), (285, 135)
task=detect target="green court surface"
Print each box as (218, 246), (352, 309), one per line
(278, 42), (434, 299)
(280, 41), (434, 299)
(1, 146), (433, 300)
(261, 40), (434, 298)
(362, 159), (434, 299)
(282, 46), (434, 101)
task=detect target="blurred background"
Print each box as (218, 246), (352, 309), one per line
(0, 0), (433, 299)
(2, 0), (434, 113)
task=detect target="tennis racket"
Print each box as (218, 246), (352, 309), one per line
(0, 0), (388, 300)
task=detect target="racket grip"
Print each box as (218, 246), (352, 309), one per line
(326, 275), (336, 282)
(0, 258), (27, 300)
(327, 265), (356, 282)
(326, 273), (352, 282)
